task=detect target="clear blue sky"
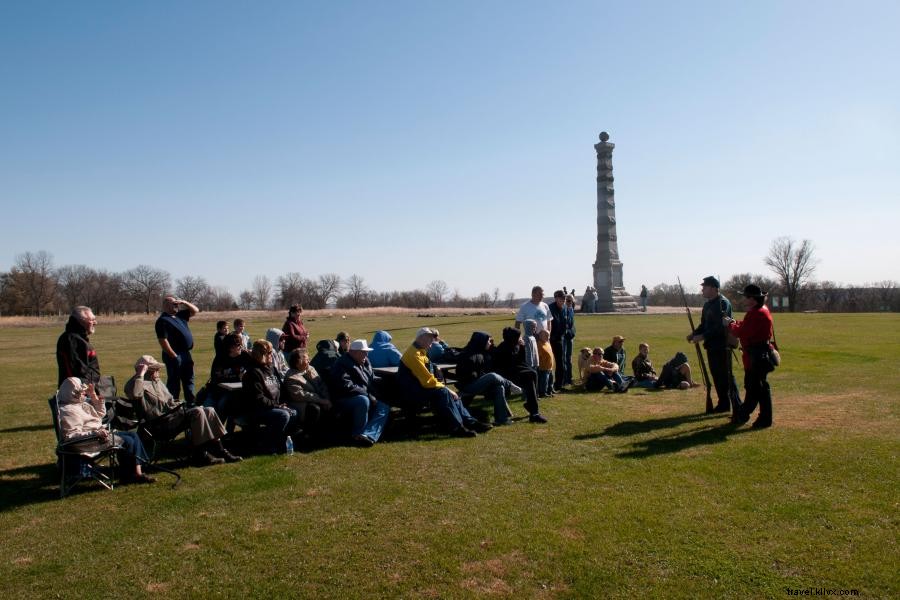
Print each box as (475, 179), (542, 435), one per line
(2, 1), (898, 298)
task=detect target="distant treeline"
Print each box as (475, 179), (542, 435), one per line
(2, 251), (896, 316)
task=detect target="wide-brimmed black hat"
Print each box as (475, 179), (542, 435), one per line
(740, 284), (767, 297)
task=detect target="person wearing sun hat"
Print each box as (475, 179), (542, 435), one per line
(126, 354), (241, 465)
(328, 339), (390, 447)
(724, 284), (776, 429)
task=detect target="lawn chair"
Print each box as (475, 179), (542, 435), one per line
(48, 395), (121, 498)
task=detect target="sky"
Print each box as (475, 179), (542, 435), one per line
(2, 1), (899, 299)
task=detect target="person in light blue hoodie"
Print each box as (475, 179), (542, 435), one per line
(368, 330), (403, 368)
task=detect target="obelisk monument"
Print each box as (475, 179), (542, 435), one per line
(592, 131), (638, 312)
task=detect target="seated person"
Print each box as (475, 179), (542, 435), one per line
(655, 351), (697, 390)
(455, 331), (521, 426)
(399, 328), (493, 437)
(368, 330), (402, 368)
(125, 355), (241, 465)
(213, 320), (229, 356)
(282, 349), (332, 432)
(631, 342), (659, 388)
(491, 327), (546, 423)
(207, 333), (253, 422)
(426, 329), (461, 364)
(328, 339), (390, 447)
(585, 347), (630, 392)
(603, 335), (633, 386)
(58, 377), (154, 484)
(336, 331), (351, 355)
(265, 328), (290, 382)
(242, 340), (301, 454)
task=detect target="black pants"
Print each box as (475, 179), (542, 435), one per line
(706, 346), (741, 413)
(550, 338), (565, 390)
(503, 367), (540, 416)
(741, 368), (772, 425)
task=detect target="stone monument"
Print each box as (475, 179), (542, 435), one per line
(591, 131), (639, 312)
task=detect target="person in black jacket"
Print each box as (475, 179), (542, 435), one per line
(328, 339), (390, 447)
(241, 339), (300, 453)
(456, 331), (519, 425)
(490, 327), (547, 423)
(57, 306), (100, 387)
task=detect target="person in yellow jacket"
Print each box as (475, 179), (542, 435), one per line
(398, 327), (492, 437)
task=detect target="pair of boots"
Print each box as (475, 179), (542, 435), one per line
(193, 439), (242, 466)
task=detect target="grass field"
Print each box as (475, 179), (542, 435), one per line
(0, 311), (897, 599)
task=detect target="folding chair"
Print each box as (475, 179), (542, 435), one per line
(48, 395), (121, 498)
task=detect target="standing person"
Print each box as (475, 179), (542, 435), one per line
(536, 329), (555, 397)
(329, 339), (390, 446)
(725, 285), (776, 429)
(515, 286), (552, 334)
(398, 328), (493, 437)
(562, 294), (577, 386)
(57, 306), (100, 387)
(155, 296), (200, 403)
(548, 290), (568, 392)
(282, 304), (309, 353)
(639, 285), (649, 312)
(687, 276), (742, 415)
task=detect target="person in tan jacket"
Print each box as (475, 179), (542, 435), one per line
(281, 349), (331, 432)
(124, 355), (241, 466)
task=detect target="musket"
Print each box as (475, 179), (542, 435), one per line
(678, 276), (713, 413)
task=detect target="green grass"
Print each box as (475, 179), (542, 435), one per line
(1, 312), (898, 598)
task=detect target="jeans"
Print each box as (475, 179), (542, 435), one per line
(538, 370), (552, 396)
(425, 387), (479, 432)
(585, 371), (624, 391)
(163, 351), (195, 403)
(459, 372), (512, 424)
(253, 406), (301, 452)
(550, 338), (565, 390)
(334, 394), (390, 442)
(114, 430), (149, 473)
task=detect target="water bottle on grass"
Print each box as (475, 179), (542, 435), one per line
(285, 435), (294, 455)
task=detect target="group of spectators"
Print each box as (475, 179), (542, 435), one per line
(54, 278), (776, 485)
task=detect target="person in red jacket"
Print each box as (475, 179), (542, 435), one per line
(282, 304), (309, 353)
(725, 284), (775, 429)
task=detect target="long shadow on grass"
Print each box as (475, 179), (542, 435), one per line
(0, 462), (62, 511)
(615, 422), (754, 459)
(0, 423), (53, 434)
(574, 412), (721, 440)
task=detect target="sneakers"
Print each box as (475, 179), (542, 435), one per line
(193, 450), (225, 467)
(508, 383), (523, 396)
(451, 427), (477, 438)
(528, 413), (548, 424)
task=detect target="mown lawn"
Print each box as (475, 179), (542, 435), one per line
(0, 311), (897, 599)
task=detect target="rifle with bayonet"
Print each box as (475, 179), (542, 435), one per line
(678, 276), (713, 413)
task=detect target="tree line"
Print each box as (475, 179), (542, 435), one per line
(0, 251), (520, 316)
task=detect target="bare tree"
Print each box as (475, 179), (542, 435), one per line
(764, 237), (817, 312)
(318, 273), (343, 306)
(505, 292), (516, 308)
(252, 275), (272, 310)
(175, 275), (210, 305)
(344, 274), (368, 309)
(474, 291), (492, 306)
(426, 280), (449, 307)
(722, 273), (779, 302)
(122, 265), (171, 314)
(56, 264), (95, 309)
(492, 287), (500, 307)
(11, 251), (57, 315)
(238, 290), (254, 310)
(200, 285), (236, 311)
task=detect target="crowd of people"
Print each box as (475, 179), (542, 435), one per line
(53, 279), (776, 485)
